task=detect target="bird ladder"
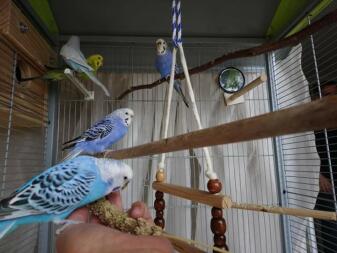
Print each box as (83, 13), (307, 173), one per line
(154, 0), (228, 251)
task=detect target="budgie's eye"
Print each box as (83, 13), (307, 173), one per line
(124, 176), (128, 180)
(125, 112), (129, 115)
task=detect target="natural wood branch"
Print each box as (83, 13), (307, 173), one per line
(116, 9), (337, 100)
(104, 96), (337, 159)
(153, 182), (232, 208)
(232, 202), (337, 221)
(225, 74), (267, 105)
(152, 182), (337, 221)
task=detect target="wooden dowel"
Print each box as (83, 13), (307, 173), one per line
(152, 182), (232, 209)
(153, 182), (337, 221)
(231, 202), (337, 221)
(105, 96), (337, 159)
(226, 74), (267, 104)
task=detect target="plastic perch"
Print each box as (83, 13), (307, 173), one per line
(64, 68), (94, 100)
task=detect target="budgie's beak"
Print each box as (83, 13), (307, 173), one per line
(121, 181), (130, 190)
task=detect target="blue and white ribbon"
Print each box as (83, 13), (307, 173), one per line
(172, 0), (182, 47)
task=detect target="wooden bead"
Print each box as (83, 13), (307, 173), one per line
(214, 235), (226, 247)
(154, 199), (165, 211)
(154, 217), (165, 228)
(207, 179), (222, 194)
(211, 218), (226, 235)
(155, 191), (164, 199)
(156, 170), (165, 182)
(211, 207), (223, 218)
(156, 210), (164, 218)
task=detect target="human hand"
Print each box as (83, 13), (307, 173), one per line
(56, 192), (173, 253)
(319, 174), (332, 193)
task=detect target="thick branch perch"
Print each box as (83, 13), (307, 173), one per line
(104, 96), (337, 159)
(117, 9), (337, 100)
(152, 182), (337, 221)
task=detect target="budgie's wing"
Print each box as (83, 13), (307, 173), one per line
(62, 118), (116, 150)
(83, 69), (110, 97)
(0, 159), (97, 219)
(60, 36), (94, 72)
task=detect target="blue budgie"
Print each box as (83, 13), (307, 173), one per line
(60, 36), (110, 97)
(155, 38), (189, 108)
(62, 108), (134, 161)
(0, 155), (132, 239)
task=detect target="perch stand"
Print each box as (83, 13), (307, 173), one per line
(64, 68), (94, 100)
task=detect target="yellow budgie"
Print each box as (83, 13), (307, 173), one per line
(17, 54), (104, 82)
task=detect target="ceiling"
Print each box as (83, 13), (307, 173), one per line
(49, 0), (280, 38)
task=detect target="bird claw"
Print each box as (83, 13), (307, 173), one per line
(54, 220), (83, 235)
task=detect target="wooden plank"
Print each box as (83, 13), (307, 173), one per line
(152, 182), (232, 209)
(0, 0), (56, 71)
(105, 95), (337, 159)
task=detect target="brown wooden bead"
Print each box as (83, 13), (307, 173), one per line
(214, 235), (226, 247)
(154, 199), (165, 211)
(156, 170), (165, 182)
(156, 210), (164, 218)
(154, 217), (165, 228)
(155, 191), (164, 199)
(211, 207), (223, 218)
(207, 179), (222, 194)
(211, 218), (226, 235)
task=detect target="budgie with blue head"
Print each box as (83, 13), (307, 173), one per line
(62, 108), (134, 161)
(155, 38), (189, 108)
(60, 36), (110, 96)
(0, 156), (132, 239)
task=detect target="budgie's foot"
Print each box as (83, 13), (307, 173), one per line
(54, 220), (83, 235)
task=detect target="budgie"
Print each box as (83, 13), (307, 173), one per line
(0, 155), (133, 239)
(62, 108), (134, 161)
(17, 54), (104, 82)
(155, 38), (189, 107)
(60, 36), (110, 97)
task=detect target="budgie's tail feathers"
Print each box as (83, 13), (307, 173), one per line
(61, 149), (83, 162)
(83, 70), (111, 97)
(174, 81), (189, 108)
(62, 136), (82, 148)
(0, 220), (16, 239)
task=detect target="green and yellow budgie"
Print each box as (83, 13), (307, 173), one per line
(18, 54), (103, 82)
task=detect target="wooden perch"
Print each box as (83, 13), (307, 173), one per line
(116, 9), (337, 100)
(231, 202), (337, 221)
(153, 182), (232, 208)
(105, 95), (337, 159)
(224, 74), (267, 105)
(152, 182), (337, 221)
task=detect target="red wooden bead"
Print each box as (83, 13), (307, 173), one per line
(211, 218), (226, 235)
(207, 179), (222, 194)
(156, 210), (164, 218)
(154, 217), (165, 228)
(211, 207), (223, 218)
(154, 199), (165, 211)
(155, 191), (164, 199)
(214, 235), (226, 247)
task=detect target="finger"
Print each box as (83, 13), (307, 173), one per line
(129, 202), (153, 222)
(106, 191), (123, 210)
(67, 207), (89, 222)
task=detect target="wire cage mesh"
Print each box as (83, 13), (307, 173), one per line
(269, 18), (337, 253)
(54, 41), (282, 253)
(0, 38), (49, 252)
(0, 9), (337, 253)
